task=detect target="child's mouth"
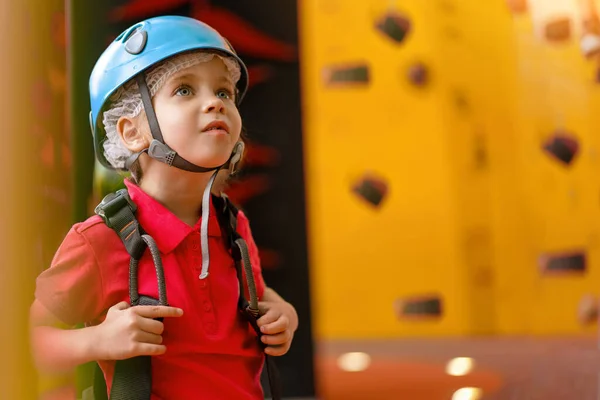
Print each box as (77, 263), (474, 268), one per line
(202, 120), (230, 134)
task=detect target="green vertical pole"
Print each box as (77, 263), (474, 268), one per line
(67, 1), (111, 395)
(68, 0), (110, 223)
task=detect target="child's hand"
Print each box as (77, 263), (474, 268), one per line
(256, 300), (298, 356)
(95, 301), (183, 360)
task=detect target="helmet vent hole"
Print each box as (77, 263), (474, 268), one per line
(124, 27), (148, 55)
(115, 23), (144, 42)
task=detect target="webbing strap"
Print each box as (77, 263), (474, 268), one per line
(236, 259), (283, 400)
(218, 195), (283, 400)
(94, 190), (156, 400)
(109, 355), (153, 400)
(109, 292), (162, 400)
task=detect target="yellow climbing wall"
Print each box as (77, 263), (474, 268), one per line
(300, 0), (600, 339)
(300, 0), (474, 339)
(493, 3), (600, 335)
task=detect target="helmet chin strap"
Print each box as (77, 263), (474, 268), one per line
(128, 71), (245, 280)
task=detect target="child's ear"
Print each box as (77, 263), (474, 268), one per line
(117, 115), (148, 152)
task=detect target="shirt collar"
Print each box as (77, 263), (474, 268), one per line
(124, 179), (222, 254)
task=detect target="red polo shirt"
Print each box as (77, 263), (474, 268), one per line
(35, 179), (266, 400)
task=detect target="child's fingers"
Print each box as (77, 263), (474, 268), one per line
(133, 305), (184, 319)
(264, 344), (290, 357)
(132, 343), (167, 358)
(259, 315), (289, 334)
(256, 308), (279, 327)
(137, 317), (165, 335)
(261, 331), (291, 346)
(110, 301), (130, 311)
(133, 331), (164, 345)
(257, 301), (270, 315)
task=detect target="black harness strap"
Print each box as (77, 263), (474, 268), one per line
(94, 189), (163, 400)
(215, 194), (282, 400)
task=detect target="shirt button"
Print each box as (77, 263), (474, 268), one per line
(204, 301), (212, 312)
(192, 242), (199, 250)
(205, 322), (215, 332)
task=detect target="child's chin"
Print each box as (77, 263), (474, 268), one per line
(189, 155), (231, 170)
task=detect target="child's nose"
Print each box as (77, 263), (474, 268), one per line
(203, 96), (225, 114)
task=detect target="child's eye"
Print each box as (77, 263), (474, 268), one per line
(216, 89), (232, 100)
(175, 85), (193, 97)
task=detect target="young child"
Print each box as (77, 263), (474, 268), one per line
(29, 15), (298, 400)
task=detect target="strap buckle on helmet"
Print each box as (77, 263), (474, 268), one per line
(148, 140), (177, 166)
(228, 141), (245, 175)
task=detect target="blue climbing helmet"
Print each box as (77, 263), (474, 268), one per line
(89, 15), (249, 172)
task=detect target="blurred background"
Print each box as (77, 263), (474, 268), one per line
(2, 0), (600, 399)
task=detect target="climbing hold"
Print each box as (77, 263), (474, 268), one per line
(538, 251), (586, 275)
(322, 62), (370, 87)
(395, 295), (443, 319)
(407, 62), (429, 87)
(375, 11), (412, 44)
(352, 173), (388, 208)
(542, 131), (579, 166)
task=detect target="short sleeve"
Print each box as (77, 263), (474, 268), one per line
(35, 224), (104, 326)
(236, 211), (266, 300)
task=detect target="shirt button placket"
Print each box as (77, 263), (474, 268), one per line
(191, 232), (216, 334)
(203, 303), (217, 334)
(198, 269), (216, 334)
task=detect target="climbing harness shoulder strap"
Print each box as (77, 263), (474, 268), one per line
(214, 194), (282, 400)
(92, 188), (167, 400)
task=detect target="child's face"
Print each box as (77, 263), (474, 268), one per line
(146, 56), (242, 169)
